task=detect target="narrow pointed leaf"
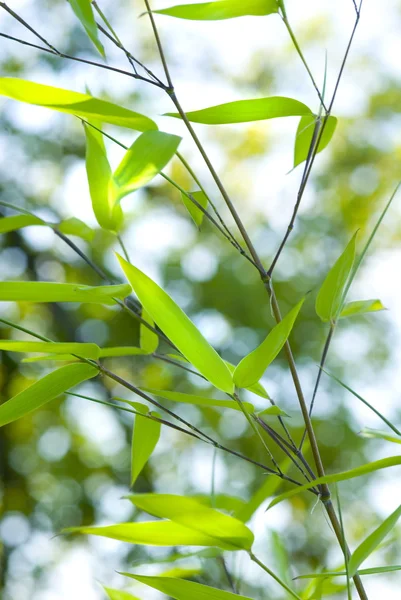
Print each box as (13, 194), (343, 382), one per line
(315, 233), (357, 322)
(140, 310), (159, 354)
(68, 0), (105, 56)
(0, 341), (100, 359)
(155, 0), (278, 20)
(103, 588), (140, 600)
(0, 214), (44, 233)
(348, 504), (401, 576)
(113, 131), (181, 201)
(0, 282), (131, 304)
(234, 299), (304, 388)
(258, 405), (290, 418)
(117, 255), (233, 393)
(294, 115), (337, 167)
(131, 403), (161, 486)
(0, 363), (98, 427)
(181, 191), (208, 227)
(0, 78), (157, 131)
(122, 574), (252, 600)
(99, 347), (149, 357)
(57, 217), (94, 242)
(225, 361), (270, 399)
(360, 429), (401, 445)
(268, 456), (401, 509)
(84, 122), (123, 232)
(165, 97), (312, 125)
(126, 494), (254, 550)
(296, 565), (401, 580)
(322, 369), (401, 436)
(141, 388), (253, 412)
(66, 520), (237, 548)
(339, 299), (386, 319)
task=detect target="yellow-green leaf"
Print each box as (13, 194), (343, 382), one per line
(0, 214), (44, 233)
(258, 405), (290, 418)
(141, 388), (254, 412)
(131, 403), (161, 486)
(181, 191), (208, 228)
(113, 131), (181, 202)
(126, 494), (254, 551)
(165, 97), (312, 125)
(294, 115), (337, 167)
(117, 255), (233, 393)
(233, 299), (304, 388)
(296, 565), (401, 580)
(58, 217), (94, 242)
(225, 361), (270, 399)
(0, 363), (98, 427)
(360, 429), (401, 445)
(339, 299), (386, 319)
(0, 78), (157, 131)
(103, 588), (140, 600)
(66, 520), (235, 548)
(0, 341), (100, 359)
(155, 0), (278, 20)
(0, 282), (131, 304)
(268, 456), (401, 509)
(121, 574), (252, 600)
(315, 233), (357, 323)
(348, 504), (401, 576)
(68, 0), (105, 56)
(84, 122), (123, 232)
(99, 347), (149, 357)
(140, 310), (159, 354)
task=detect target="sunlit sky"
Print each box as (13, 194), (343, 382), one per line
(1, 0), (401, 598)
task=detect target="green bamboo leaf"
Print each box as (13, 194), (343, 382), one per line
(66, 520), (238, 548)
(68, 0), (105, 56)
(322, 369), (401, 436)
(84, 122), (123, 232)
(140, 388), (254, 412)
(348, 504), (401, 576)
(99, 347), (149, 357)
(360, 428), (401, 445)
(113, 131), (181, 201)
(0, 341), (100, 360)
(225, 361), (270, 399)
(315, 233), (357, 323)
(103, 588), (141, 600)
(233, 299), (304, 388)
(0, 282), (131, 304)
(121, 574), (252, 600)
(294, 115), (337, 167)
(235, 457), (291, 522)
(258, 406), (290, 418)
(268, 456), (401, 509)
(271, 530), (291, 587)
(181, 191), (208, 228)
(22, 354), (80, 363)
(131, 402), (161, 486)
(140, 310), (159, 354)
(21, 346), (150, 362)
(57, 217), (94, 242)
(117, 255), (233, 393)
(0, 363), (98, 427)
(296, 565), (401, 580)
(165, 97), (312, 125)
(158, 567), (203, 579)
(155, 0), (278, 20)
(0, 214), (44, 233)
(339, 299), (386, 319)
(0, 78), (157, 131)
(126, 494), (254, 550)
